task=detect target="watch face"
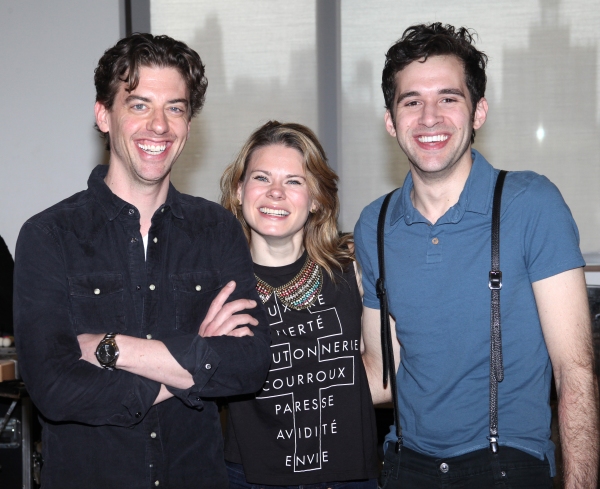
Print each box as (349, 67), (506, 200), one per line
(97, 342), (116, 364)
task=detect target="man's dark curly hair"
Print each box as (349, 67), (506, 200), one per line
(94, 33), (208, 149)
(382, 23), (487, 143)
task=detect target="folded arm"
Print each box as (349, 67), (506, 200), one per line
(77, 281), (261, 399)
(534, 267), (599, 488)
(79, 217), (271, 407)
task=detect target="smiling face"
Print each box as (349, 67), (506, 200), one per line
(95, 65), (191, 191)
(237, 144), (314, 248)
(384, 55), (487, 181)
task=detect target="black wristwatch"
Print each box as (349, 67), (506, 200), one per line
(95, 333), (119, 370)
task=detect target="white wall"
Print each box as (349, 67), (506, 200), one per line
(0, 1), (122, 256)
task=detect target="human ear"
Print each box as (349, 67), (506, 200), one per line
(94, 102), (110, 133)
(472, 97), (488, 130)
(384, 110), (397, 137)
(236, 182), (243, 206)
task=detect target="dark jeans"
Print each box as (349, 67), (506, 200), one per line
(226, 461), (377, 489)
(379, 445), (553, 489)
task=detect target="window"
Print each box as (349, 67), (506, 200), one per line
(152, 0), (600, 261)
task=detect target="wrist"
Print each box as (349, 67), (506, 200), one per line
(95, 333), (120, 370)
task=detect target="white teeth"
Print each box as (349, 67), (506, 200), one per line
(418, 134), (448, 143)
(138, 143), (167, 154)
(260, 207), (290, 216)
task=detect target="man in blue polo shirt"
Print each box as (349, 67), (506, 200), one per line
(356, 23), (598, 488)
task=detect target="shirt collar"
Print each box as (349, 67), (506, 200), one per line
(389, 149), (496, 225)
(88, 164), (184, 221)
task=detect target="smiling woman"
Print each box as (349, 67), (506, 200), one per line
(221, 121), (353, 277)
(236, 144), (314, 257)
(219, 121), (379, 489)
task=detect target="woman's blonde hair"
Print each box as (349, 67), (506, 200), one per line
(220, 121), (353, 279)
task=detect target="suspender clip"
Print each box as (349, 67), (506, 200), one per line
(394, 437), (403, 454)
(489, 436), (499, 453)
(489, 271), (502, 290)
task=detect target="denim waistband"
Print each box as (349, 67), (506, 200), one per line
(389, 445), (550, 480)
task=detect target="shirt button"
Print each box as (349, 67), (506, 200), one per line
(135, 412), (141, 418)
(432, 237), (439, 245)
(161, 208), (165, 213)
(195, 285), (202, 291)
(149, 284), (156, 291)
(196, 396), (201, 401)
(150, 432), (157, 438)
(155, 481), (160, 486)
(149, 464), (153, 468)
(128, 208), (135, 215)
(136, 285), (141, 290)
(94, 288), (100, 295)
(146, 334), (152, 339)
(439, 462), (449, 473)
(153, 237), (158, 243)
(205, 364), (212, 370)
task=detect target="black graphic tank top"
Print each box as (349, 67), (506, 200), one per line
(224, 252), (378, 485)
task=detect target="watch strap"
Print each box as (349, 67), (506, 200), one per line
(95, 332), (119, 370)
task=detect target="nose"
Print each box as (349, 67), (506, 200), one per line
(267, 182), (285, 200)
(148, 109), (169, 134)
(419, 102), (443, 128)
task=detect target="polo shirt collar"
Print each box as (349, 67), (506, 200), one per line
(88, 164), (184, 221)
(389, 149), (496, 225)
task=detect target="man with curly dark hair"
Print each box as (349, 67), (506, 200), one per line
(357, 23), (598, 488)
(14, 33), (270, 488)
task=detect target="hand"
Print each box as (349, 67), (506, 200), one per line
(199, 281), (259, 337)
(77, 333), (105, 367)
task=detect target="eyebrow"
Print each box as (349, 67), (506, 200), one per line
(250, 169), (306, 179)
(396, 88), (466, 104)
(168, 98), (190, 106)
(125, 95), (150, 104)
(124, 95), (189, 107)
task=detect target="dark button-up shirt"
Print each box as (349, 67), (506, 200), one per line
(14, 165), (271, 489)
(0, 234), (13, 336)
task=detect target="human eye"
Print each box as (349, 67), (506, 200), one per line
(131, 103), (147, 111)
(287, 179), (303, 186)
(169, 106), (186, 115)
(253, 174), (268, 182)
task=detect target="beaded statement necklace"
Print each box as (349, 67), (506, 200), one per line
(255, 255), (323, 311)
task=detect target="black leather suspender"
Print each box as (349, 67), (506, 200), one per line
(488, 169), (507, 452)
(376, 170), (508, 454)
(376, 189), (402, 453)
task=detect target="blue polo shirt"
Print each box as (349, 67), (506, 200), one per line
(354, 150), (584, 475)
